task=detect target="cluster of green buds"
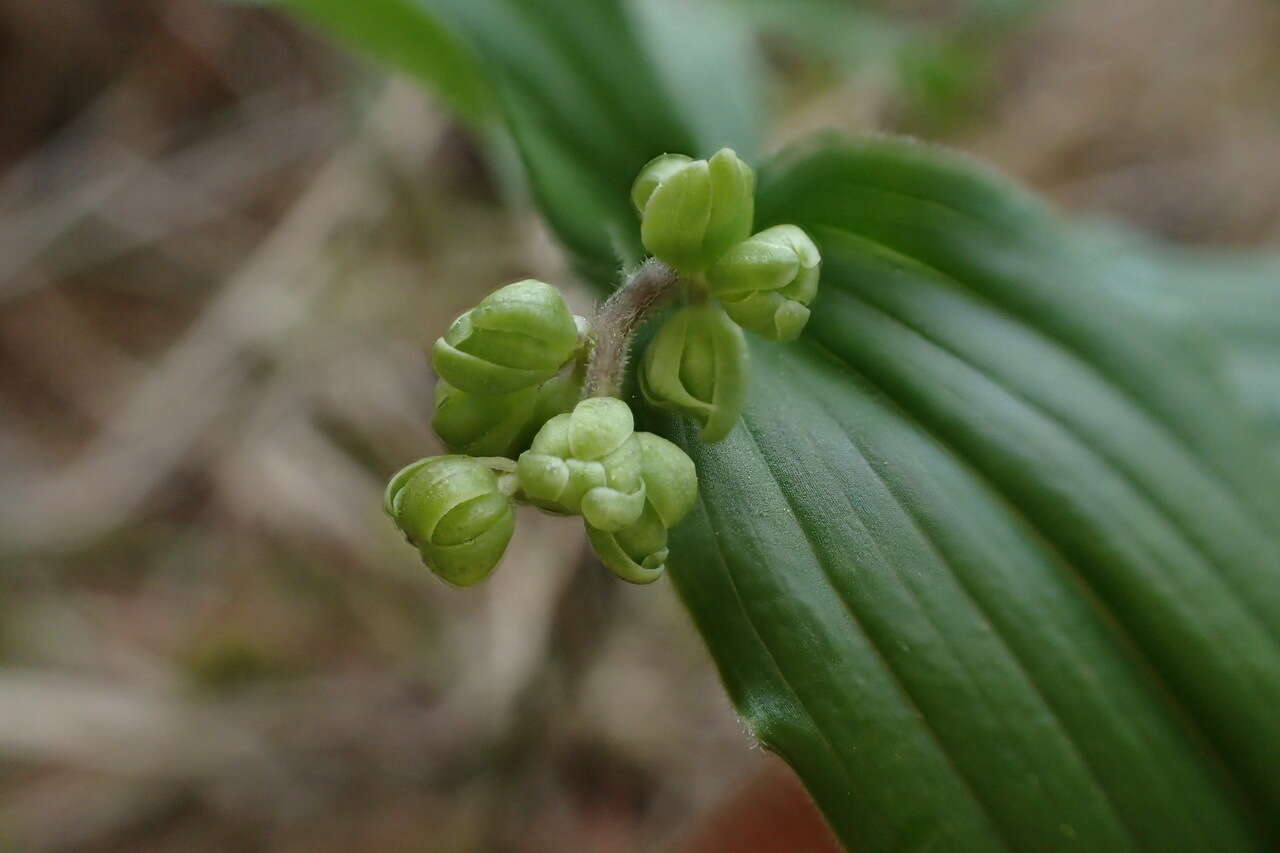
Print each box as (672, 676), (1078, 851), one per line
(384, 148), (817, 590)
(518, 398), (696, 584)
(430, 280), (588, 458)
(631, 149), (821, 441)
(385, 282), (696, 587)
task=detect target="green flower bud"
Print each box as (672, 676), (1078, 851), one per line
(707, 225), (821, 342)
(587, 504), (669, 584)
(384, 456), (516, 587)
(587, 432), (697, 584)
(530, 369), (585, 430)
(516, 397), (646, 531)
(631, 148), (755, 274)
(432, 365), (585, 459)
(432, 280), (581, 395)
(432, 380), (538, 457)
(634, 432), (697, 527)
(639, 304), (748, 444)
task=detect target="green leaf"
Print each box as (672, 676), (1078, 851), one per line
(658, 137), (1280, 849)
(256, 0), (495, 124)
(1079, 226), (1280, 458)
(437, 0), (762, 278)
(723, 0), (1051, 131)
(260, 0), (762, 282)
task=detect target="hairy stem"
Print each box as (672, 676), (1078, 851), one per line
(584, 259), (680, 398)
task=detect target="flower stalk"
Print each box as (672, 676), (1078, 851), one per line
(583, 258), (680, 398)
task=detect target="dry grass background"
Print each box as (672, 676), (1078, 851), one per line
(0, 0), (1275, 850)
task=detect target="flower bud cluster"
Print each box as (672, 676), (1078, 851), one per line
(631, 149), (821, 441)
(386, 281), (697, 587)
(384, 148), (817, 590)
(519, 398), (696, 584)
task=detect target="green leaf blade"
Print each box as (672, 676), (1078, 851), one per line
(669, 413), (1014, 852)
(669, 337), (1272, 849)
(266, 0), (494, 123)
(658, 137), (1280, 849)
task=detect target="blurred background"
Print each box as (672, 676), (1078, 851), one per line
(0, 0), (1276, 850)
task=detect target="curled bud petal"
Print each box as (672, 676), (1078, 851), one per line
(586, 435), (696, 585)
(530, 369), (585, 428)
(432, 365), (584, 459)
(631, 154), (693, 214)
(384, 456), (515, 587)
(640, 304), (748, 443)
(587, 504), (669, 584)
(516, 398), (646, 531)
(632, 149), (755, 274)
(432, 280), (581, 395)
(707, 225), (821, 342)
(432, 380), (537, 458)
(635, 432), (697, 528)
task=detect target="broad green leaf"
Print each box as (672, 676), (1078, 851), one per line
(658, 138), (1280, 849)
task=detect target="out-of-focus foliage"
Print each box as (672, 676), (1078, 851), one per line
(728, 0), (1051, 131)
(241, 0), (495, 123)
(1080, 225), (1280, 459)
(264, 0), (762, 281)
